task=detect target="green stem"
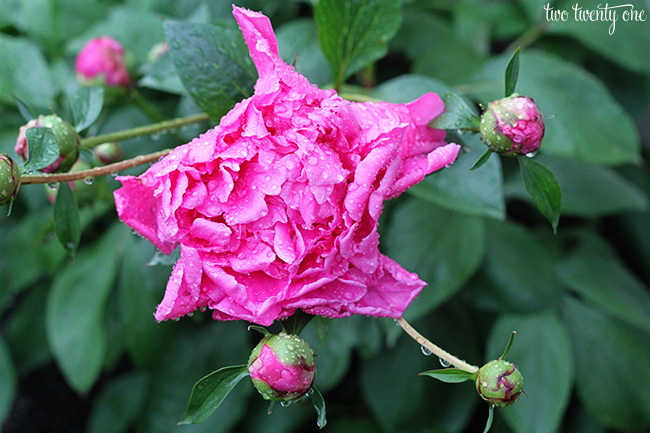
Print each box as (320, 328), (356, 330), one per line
(80, 113), (210, 149)
(20, 149), (171, 185)
(396, 317), (479, 374)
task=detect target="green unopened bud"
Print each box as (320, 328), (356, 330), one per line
(248, 332), (316, 402)
(475, 359), (523, 407)
(480, 94), (544, 156)
(93, 142), (123, 165)
(15, 114), (80, 173)
(0, 154), (21, 206)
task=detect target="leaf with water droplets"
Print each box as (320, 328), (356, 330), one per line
(24, 127), (59, 172)
(419, 368), (477, 384)
(164, 20), (257, 121)
(179, 365), (250, 425)
(504, 47), (520, 97)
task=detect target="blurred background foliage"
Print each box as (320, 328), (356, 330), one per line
(1, 0), (650, 432)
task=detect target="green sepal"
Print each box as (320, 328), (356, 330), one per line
(419, 368), (478, 383)
(24, 127), (60, 172)
(518, 157), (562, 233)
(309, 386), (327, 429)
(504, 46), (521, 97)
(247, 325), (271, 337)
(499, 331), (516, 360)
(53, 182), (81, 259)
(470, 148), (493, 171)
(429, 92), (481, 131)
(178, 365), (250, 425)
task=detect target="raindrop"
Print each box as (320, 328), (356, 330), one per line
(47, 182), (58, 191)
(439, 358), (451, 368)
(66, 242), (75, 250)
(525, 151), (537, 158)
(82, 177), (94, 185)
(421, 346), (432, 356)
(280, 401), (292, 408)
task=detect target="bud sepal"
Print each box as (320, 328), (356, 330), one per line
(0, 154), (21, 207)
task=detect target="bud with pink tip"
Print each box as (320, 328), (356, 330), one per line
(93, 142), (123, 165)
(0, 154), (21, 206)
(248, 333), (316, 402)
(480, 94), (545, 156)
(75, 36), (132, 89)
(475, 359), (524, 407)
(15, 114), (80, 173)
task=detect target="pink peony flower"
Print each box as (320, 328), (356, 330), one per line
(248, 333), (316, 401)
(480, 94), (545, 156)
(114, 6), (460, 326)
(75, 36), (131, 88)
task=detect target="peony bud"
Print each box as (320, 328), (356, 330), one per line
(480, 94), (544, 156)
(75, 36), (132, 89)
(15, 114), (80, 173)
(93, 142), (123, 165)
(475, 359), (523, 407)
(248, 332), (316, 402)
(147, 41), (169, 64)
(0, 154), (21, 206)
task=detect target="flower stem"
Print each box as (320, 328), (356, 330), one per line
(80, 113), (210, 149)
(396, 317), (479, 374)
(20, 149), (171, 185)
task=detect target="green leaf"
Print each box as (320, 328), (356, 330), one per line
(0, 337), (16, 425)
(276, 19), (332, 87)
(139, 53), (186, 95)
(0, 35), (55, 108)
(179, 365), (250, 425)
(557, 234), (650, 334)
(164, 20), (257, 121)
(504, 46), (520, 96)
(45, 224), (125, 393)
(484, 405), (494, 433)
(53, 182), (81, 258)
(87, 373), (149, 433)
(119, 236), (174, 370)
(562, 297), (650, 430)
(13, 94), (35, 121)
(315, 0), (401, 88)
(518, 157), (562, 232)
(382, 198), (486, 320)
(373, 74), (456, 104)
(419, 368), (477, 383)
(392, 9), (486, 85)
(23, 127), (60, 172)
(429, 92), (481, 131)
(487, 312), (574, 433)
(409, 134), (505, 219)
(469, 51), (641, 165)
(507, 155), (648, 217)
(69, 86), (104, 132)
(549, 0), (650, 74)
(470, 219), (561, 312)
(309, 387), (327, 428)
